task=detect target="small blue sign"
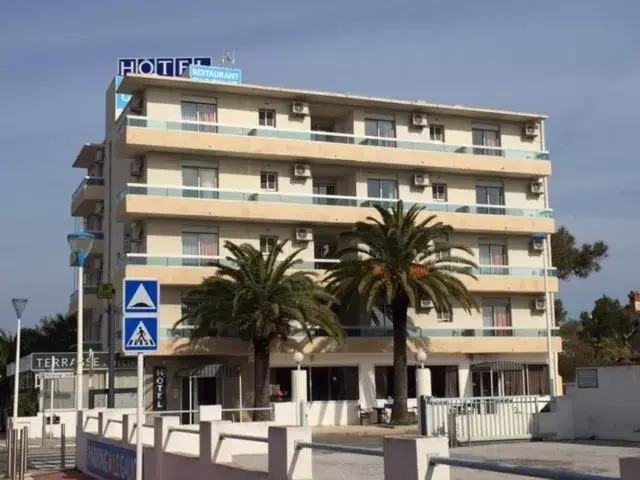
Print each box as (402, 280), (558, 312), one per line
(115, 75), (132, 118)
(87, 439), (135, 480)
(123, 278), (160, 315)
(123, 317), (159, 353)
(117, 57), (212, 77)
(189, 64), (242, 84)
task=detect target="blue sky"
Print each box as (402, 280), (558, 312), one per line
(0, 0), (637, 329)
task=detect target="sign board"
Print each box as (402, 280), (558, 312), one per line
(117, 57), (212, 77)
(87, 439), (135, 480)
(115, 56), (212, 120)
(152, 366), (167, 411)
(39, 371), (74, 380)
(188, 64), (242, 84)
(97, 283), (115, 300)
(31, 352), (137, 372)
(123, 278), (159, 316)
(123, 317), (159, 353)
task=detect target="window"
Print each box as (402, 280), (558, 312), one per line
(436, 305), (452, 322)
(471, 364), (549, 397)
(475, 184), (505, 215)
(482, 298), (512, 337)
(182, 231), (219, 266)
(260, 235), (278, 254)
(259, 109), (276, 127)
(260, 172), (278, 191)
(429, 125), (445, 143)
(367, 178), (398, 208)
(527, 364), (550, 395)
(364, 118), (396, 147)
(310, 366), (359, 401)
(313, 182), (338, 205)
(375, 366), (416, 399)
(432, 183), (447, 202)
(479, 241), (508, 275)
(181, 101), (217, 132)
(182, 166), (218, 199)
(472, 124), (501, 156)
(314, 241), (337, 269)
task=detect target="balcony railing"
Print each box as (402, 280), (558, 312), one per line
(72, 176), (105, 199)
(163, 326), (560, 340)
(120, 254), (556, 277)
(123, 116), (550, 161)
(117, 184), (553, 219)
(69, 285), (98, 301)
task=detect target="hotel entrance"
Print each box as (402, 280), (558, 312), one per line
(180, 376), (217, 424)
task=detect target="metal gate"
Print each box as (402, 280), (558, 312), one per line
(424, 395), (550, 444)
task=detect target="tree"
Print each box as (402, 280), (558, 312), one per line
(178, 240), (342, 420)
(551, 226), (608, 281)
(325, 201), (478, 422)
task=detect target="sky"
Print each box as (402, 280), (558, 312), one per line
(0, 0), (638, 330)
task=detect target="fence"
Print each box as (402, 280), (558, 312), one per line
(422, 395), (549, 444)
(6, 426), (28, 479)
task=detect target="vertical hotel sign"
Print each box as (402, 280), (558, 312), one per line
(114, 57), (213, 119)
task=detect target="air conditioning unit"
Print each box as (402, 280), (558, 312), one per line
(533, 296), (547, 312)
(130, 157), (144, 177)
(530, 237), (545, 253)
(411, 113), (428, 128)
(420, 299), (433, 309)
(523, 121), (539, 138)
(92, 257), (103, 270)
(529, 179), (544, 195)
(412, 172), (430, 187)
(295, 227), (313, 242)
(291, 101), (310, 116)
(130, 222), (143, 242)
(94, 201), (104, 216)
(129, 94), (143, 114)
(293, 163), (311, 178)
(95, 151), (104, 164)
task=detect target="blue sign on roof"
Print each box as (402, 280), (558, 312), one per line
(189, 64), (242, 84)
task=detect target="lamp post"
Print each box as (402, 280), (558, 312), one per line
(10, 298), (28, 420)
(292, 352), (306, 426)
(68, 232), (95, 414)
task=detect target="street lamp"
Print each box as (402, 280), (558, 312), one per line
(68, 232), (95, 414)
(293, 351), (304, 370)
(10, 298), (28, 420)
(416, 349), (427, 369)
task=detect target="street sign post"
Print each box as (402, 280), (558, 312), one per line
(123, 278), (159, 480)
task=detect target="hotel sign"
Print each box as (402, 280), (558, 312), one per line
(117, 57), (212, 77)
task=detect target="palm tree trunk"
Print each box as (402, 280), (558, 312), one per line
(391, 295), (410, 423)
(252, 339), (272, 421)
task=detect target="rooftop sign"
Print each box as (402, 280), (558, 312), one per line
(117, 57), (212, 77)
(188, 64), (242, 84)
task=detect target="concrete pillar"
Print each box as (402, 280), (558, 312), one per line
(202, 420), (233, 464)
(199, 404), (222, 422)
(153, 415), (179, 480)
(383, 435), (449, 480)
(291, 369), (308, 426)
(268, 426), (312, 480)
(620, 457), (640, 480)
(416, 367), (432, 430)
(358, 363), (376, 408)
(122, 414), (136, 444)
(457, 361), (472, 397)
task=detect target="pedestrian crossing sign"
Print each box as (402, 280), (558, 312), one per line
(123, 317), (159, 353)
(123, 278), (159, 315)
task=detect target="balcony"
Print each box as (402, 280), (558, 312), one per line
(117, 116), (551, 177)
(71, 177), (104, 216)
(155, 326), (561, 356)
(118, 254), (558, 293)
(68, 286), (99, 315)
(116, 185), (555, 235)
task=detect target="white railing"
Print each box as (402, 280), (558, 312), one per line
(123, 115), (550, 161)
(118, 182), (553, 218)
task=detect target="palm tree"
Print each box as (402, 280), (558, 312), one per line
(177, 240), (343, 420)
(325, 201), (478, 422)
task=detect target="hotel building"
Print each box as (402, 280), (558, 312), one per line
(69, 74), (561, 419)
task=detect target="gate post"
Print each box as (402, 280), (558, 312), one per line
(16, 428), (23, 480)
(7, 428), (13, 479)
(61, 423), (66, 470)
(419, 395), (428, 436)
(22, 426), (28, 478)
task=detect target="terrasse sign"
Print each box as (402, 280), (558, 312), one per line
(31, 352), (136, 372)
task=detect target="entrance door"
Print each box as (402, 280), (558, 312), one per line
(181, 376), (217, 424)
